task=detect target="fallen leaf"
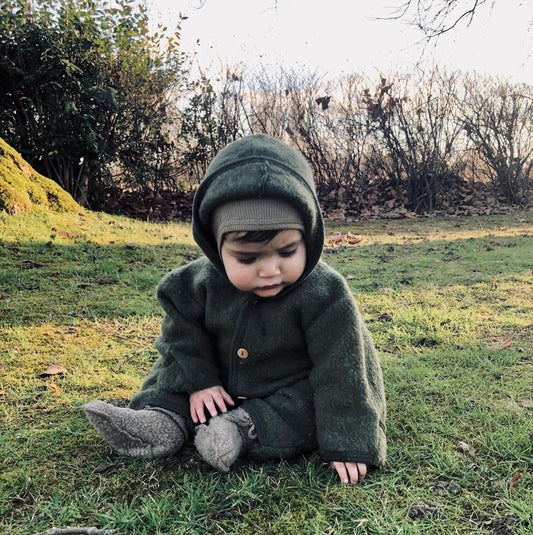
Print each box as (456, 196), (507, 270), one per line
(493, 336), (512, 349)
(326, 233), (364, 246)
(507, 472), (521, 489)
(457, 441), (476, 456)
(95, 462), (114, 473)
(47, 382), (60, 396)
(58, 230), (77, 239)
(329, 235), (344, 244)
(347, 233), (363, 245)
(38, 363), (67, 377)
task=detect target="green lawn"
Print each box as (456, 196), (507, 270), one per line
(1, 209), (532, 534)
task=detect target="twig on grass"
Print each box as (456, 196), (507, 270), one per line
(31, 528), (113, 535)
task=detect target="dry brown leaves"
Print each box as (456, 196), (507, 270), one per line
(38, 363), (67, 377)
(326, 232), (364, 246)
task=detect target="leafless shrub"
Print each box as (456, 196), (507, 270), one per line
(457, 74), (533, 205)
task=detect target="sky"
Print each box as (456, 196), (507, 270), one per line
(146, 0), (532, 83)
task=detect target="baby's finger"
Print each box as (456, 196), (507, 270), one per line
(357, 463), (367, 479)
(222, 390), (235, 406)
(345, 463), (360, 484)
(332, 462), (349, 484)
(212, 392), (229, 414)
(190, 402), (205, 424)
(204, 398), (219, 418)
(190, 404), (198, 423)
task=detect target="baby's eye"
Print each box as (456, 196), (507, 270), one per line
(237, 257), (256, 265)
(279, 249), (296, 258)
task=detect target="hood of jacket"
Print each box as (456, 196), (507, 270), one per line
(192, 134), (324, 284)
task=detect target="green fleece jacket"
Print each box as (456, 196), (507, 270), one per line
(130, 134), (387, 466)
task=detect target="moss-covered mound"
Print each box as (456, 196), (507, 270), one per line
(0, 137), (82, 214)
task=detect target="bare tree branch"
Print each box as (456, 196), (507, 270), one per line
(422, 0), (485, 37)
(380, 0), (491, 38)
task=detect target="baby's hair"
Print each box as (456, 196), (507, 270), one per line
(228, 229), (281, 244)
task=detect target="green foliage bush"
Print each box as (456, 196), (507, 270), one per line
(0, 0), (189, 204)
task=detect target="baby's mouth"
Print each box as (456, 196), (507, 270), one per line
(259, 283), (281, 290)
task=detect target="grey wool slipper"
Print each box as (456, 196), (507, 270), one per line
(194, 407), (257, 472)
(82, 400), (187, 459)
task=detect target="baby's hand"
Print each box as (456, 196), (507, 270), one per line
(189, 386), (235, 424)
(331, 461), (367, 484)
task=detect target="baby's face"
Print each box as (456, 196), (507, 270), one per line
(220, 230), (306, 298)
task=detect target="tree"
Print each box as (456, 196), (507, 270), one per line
(458, 75), (533, 204)
(242, 66), (294, 140)
(178, 68), (245, 183)
(0, 0), (189, 204)
(386, 0), (491, 37)
(363, 69), (465, 212)
(281, 71), (373, 210)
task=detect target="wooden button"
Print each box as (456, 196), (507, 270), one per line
(237, 348), (249, 359)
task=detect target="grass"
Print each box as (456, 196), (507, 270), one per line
(1, 209), (532, 534)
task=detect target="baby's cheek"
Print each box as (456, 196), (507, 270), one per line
(227, 270), (253, 292)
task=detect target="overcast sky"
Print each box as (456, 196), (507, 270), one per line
(147, 0), (532, 83)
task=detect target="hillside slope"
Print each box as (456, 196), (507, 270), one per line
(0, 138), (81, 214)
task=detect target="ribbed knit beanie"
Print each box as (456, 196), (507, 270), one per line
(212, 198), (304, 252)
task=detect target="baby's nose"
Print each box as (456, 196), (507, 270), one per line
(259, 258), (281, 277)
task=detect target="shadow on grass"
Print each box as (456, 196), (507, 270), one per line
(0, 240), (201, 325)
(1, 233), (531, 326)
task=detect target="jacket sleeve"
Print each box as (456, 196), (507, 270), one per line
(304, 264), (387, 467)
(131, 260), (222, 407)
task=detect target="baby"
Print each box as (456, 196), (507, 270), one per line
(83, 134), (386, 483)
